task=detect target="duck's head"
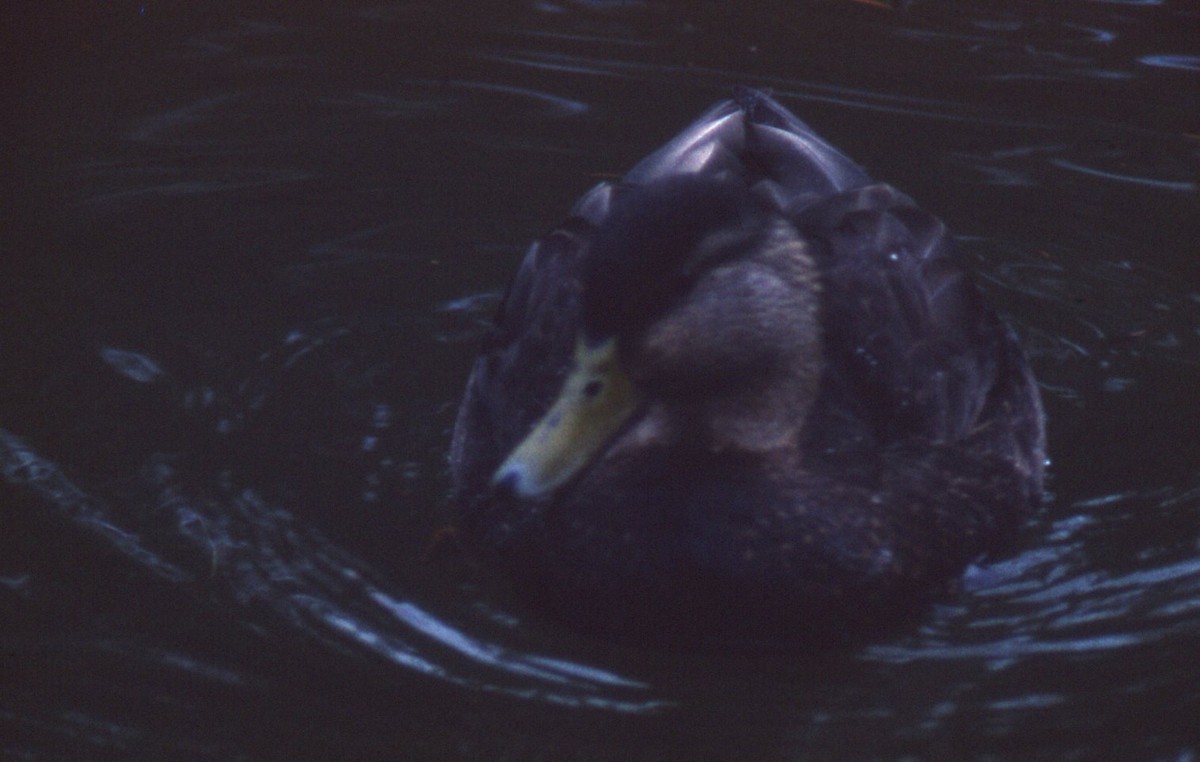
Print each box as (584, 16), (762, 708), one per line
(493, 172), (827, 498)
(489, 90), (877, 499)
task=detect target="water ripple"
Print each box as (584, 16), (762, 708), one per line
(1050, 158), (1197, 191)
(481, 52), (626, 77)
(0, 430), (192, 585)
(863, 481), (1200, 669)
(99, 346), (166, 384)
(0, 427), (666, 714)
(448, 80), (589, 116)
(1138, 54), (1200, 72)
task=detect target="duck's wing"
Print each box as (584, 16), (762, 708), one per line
(794, 183), (1046, 490)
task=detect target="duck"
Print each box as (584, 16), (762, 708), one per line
(449, 89), (1045, 647)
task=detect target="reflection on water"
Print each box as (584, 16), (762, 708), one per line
(4, 0), (1200, 758)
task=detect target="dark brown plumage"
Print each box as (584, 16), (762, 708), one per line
(449, 90), (1045, 646)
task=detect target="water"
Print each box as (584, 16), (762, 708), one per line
(4, 1), (1199, 758)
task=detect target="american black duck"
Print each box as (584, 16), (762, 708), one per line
(449, 90), (1045, 646)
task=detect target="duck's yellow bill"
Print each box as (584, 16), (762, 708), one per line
(492, 336), (640, 497)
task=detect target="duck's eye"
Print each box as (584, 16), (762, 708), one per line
(583, 380), (604, 398)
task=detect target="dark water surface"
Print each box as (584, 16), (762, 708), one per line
(4, 1), (1200, 758)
